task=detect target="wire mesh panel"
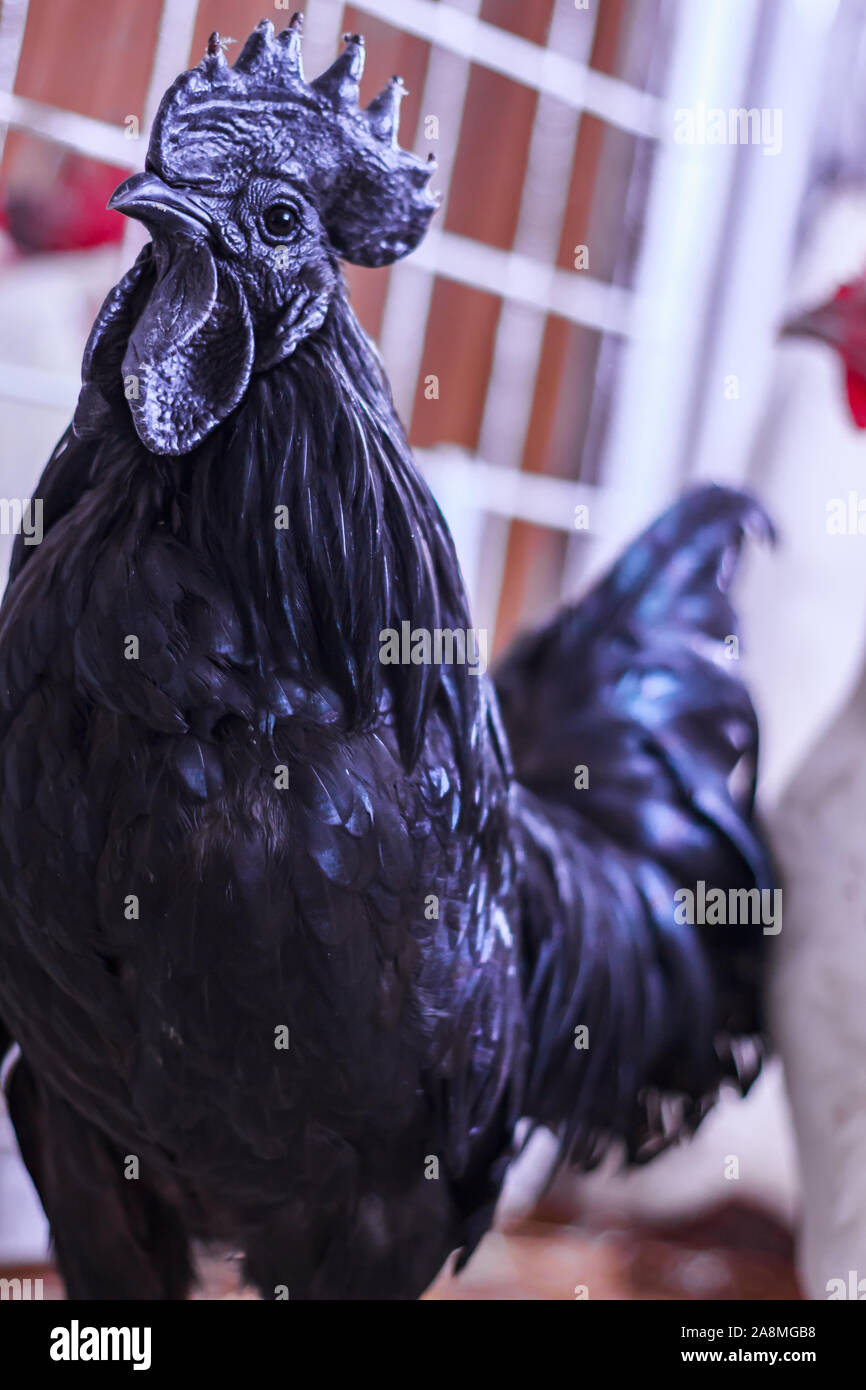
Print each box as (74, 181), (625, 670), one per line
(0, 0), (836, 646)
(0, 1), (666, 638)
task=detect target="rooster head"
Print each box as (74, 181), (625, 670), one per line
(74, 15), (438, 455)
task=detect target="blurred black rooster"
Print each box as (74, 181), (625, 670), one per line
(0, 18), (773, 1300)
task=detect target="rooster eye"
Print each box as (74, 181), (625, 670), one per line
(262, 203), (297, 240)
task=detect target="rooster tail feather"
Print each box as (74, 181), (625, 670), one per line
(496, 485), (774, 1162)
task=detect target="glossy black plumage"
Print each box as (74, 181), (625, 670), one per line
(0, 21), (773, 1299)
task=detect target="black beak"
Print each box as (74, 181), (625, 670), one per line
(108, 171), (214, 240)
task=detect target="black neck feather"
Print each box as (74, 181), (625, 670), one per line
(177, 290), (481, 769)
(22, 290), (484, 776)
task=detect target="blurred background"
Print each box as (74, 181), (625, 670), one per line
(3, 0), (866, 1298)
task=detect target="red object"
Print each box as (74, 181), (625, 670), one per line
(846, 365), (866, 428)
(2, 157), (128, 254)
(783, 278), (866, 429)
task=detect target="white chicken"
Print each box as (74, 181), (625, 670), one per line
(770, 191), (866, 1301)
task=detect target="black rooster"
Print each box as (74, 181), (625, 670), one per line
(0, 19), (772, 1300)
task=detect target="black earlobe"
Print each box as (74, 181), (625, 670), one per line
(121, 245), (254, 455)
(76, 240), (255, 456)
(74, 248), (156, 441)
